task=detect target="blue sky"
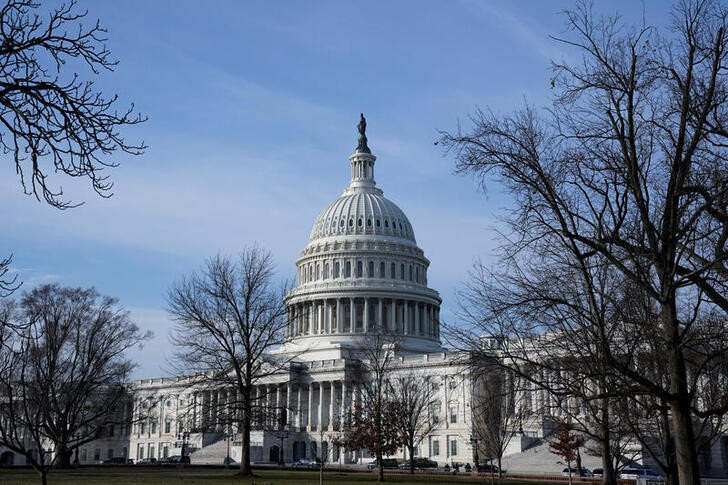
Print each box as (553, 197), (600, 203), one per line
(0, 1), (670, 378)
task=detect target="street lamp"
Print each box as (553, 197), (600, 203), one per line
(469, 436), (479, 468)
(178, 427), (190, 464)
(277, 407), (288, 466)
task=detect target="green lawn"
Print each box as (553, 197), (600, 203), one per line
(0, 467), (567, 485)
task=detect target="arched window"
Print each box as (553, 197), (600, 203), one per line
(409, 265), (413, 281)
(376, 219), (381, 227)
(368, 261), (374, 277)
(416, 266), (419, 282)
(400, 264), (405, 280)
(380, 261), (385, 278)
(348, 219), (353, 227)
(367, 218), (372, 227)
(345, 261), (351, 278)
(384, 220), (389, 228)
(391, 262), (396, 279)
(316, 264), (320, 280)
(334, 262), (340, 278)
(356, 261), (362, 278)
(340, 219), (344, 227)
(324, 263), (329, 279)
(357, 218), (362, 227)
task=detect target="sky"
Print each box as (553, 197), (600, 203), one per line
(0, 0), (672, 379)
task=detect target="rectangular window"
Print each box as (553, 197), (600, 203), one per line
(80, 448), (87, 461)
(140, 422), (145, 435)
(391, 263), (396, 279)
(450, 407), (457, 424)
(432, 440), (440, 456)
(334, 262), (340, 278)
(432, 404), (440, 423)
(345, 261), (351, 277)
(368, 261), (374, 277)
(356, 261), (362, 277)
(165, 419), (171, 433)
(151, 421), (157, 434)
(107, 448), (113, 459)
(379, 262), (385, 277)
(94, 448), (101, 461)
(400, 263), (405, 279)
(450, 439), (458, 456)
(108, 425), (114, 437)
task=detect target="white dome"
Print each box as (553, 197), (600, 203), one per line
(309, 190), (416, 243)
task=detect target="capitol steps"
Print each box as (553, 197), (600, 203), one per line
(189, 436), (230, 465)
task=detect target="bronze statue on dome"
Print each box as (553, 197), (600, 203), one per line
(356, 113), (371, 154)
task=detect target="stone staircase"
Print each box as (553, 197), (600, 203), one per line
(501, 439), (603, 475)
(189, 436), (230, 465)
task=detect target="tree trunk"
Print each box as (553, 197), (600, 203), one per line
(599, 398), (616, 485)
(56, 444), (73, 468)
(40, 469), (48, 485)
(377, 451), (384, 482)
(497, 456), (503, 479)
(239, 404), (253, 476)
(660, 408), (678, 485)
(409, 444), (415, 474)
(662, 301), (700, 485)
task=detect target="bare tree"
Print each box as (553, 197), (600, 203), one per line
(0, 0), (146, 209)
(340, 331), (403, 483)
(441, 1), (728, 483)
(167, 246), (289, 476)
(0, 284), (148, 485)
(391, 372), (438, 474)
(471, 367), (522, 478)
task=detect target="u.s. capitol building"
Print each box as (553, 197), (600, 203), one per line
(82, 119), (479, 467)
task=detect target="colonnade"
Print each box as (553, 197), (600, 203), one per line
(190, 381), (361, 433)
(286, 298), (439, 338)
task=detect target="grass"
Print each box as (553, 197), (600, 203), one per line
(0, 467), (569, 485)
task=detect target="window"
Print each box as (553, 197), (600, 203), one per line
(367, 218), (372, 227)
(357, 218), (362, 227)
(432, 404), (440, 423)
(400, 264), (405, 280)
(81, 448), (87, 461)
(108, 425), (114, 437)
(450, 439), (458, 456)
(165, 416), (171, 433)
(416, 266), (419, 282)
(345, 261), (351, 277)
(432, 440), (440, 456)
(368, 261), (374, 277)
(107, 448), (113, 459)
(316, 264), (320, 280)
(356, 261), (362, 278)
(348, 218), (353, 227)
(140, 422), (145, 434)
(376, 219), (380, 227)
(324, 263), (329, 279)
(390, 263), (396, 279)
(379, 262), (385, 277)
(94, 448), (101, 461)
(450, 407), (457, 424)
(151, 421), (157, 434)
(385, 219), (389, 228)
(334, 262), (340, 278)
(409, 265), (413, 281)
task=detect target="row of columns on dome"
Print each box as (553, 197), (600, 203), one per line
(189, 381), (374, 433)
(286, 298), (439, 338)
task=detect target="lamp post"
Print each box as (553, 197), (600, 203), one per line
(178, 427), (190, 464)
(277, 406), (288, 466)
(470, 436), (479, 468)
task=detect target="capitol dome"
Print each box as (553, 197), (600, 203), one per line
(282, 116), (442, 359)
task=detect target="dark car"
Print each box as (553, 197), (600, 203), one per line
(168, 455), (191, 464)
(592, 468), (604, 477)
(399, 458), (438, 470)
(292, 458), (321, 469)
(136, 457), (157, 465)
(367, 458), (399, 470)
(562, 467), (593, 477)
(478, 463), (503, 474)
(101, 457), (128, 465)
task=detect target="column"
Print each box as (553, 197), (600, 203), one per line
(443, 376), (449, 429)
(363, 298), (369, 333)
(349, 297), (355, 332)
(389, 299), (395, 332)
(275, 385), (281, 429)
(286, 383), (293, 426)
(308, 303), (314, 335)
(415, 302), (421, 335)
(323, 300), (329, 334)
(340, 380), (347, 429)
(329, 382), (336, 431)
(402, 300), (409, 335)
(378, 299), (383, 332)
(336, 299), (342, 333)
(427, 304), (432, 337)
(296, 385), (303, 428)
(318, 383), (324, 431)
(307, 384), (314, 430)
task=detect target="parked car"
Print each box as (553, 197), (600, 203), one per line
(477, 463), (502, 474)
(101, 457), (128, 465)
(367, 458), (399, 470)
(619, 467), (665, 481)
(592, 468), (604, 477)
(136, 457), (157, 465)
(291, 458), (321, 469)
(562, 467), (593, 477)
(398, 458), (438, 470)
(168, 455), (190, 464)
(157, 456), (171, 465)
